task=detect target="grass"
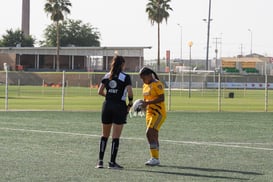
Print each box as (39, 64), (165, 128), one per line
(0, 86), (272, 112)
(0, 111), (273, 181)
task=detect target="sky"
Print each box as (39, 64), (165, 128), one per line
(0, 0), (273, 60)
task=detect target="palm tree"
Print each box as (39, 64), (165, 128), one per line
(44, 0), (72, 71)
(146, 0), (172, 72)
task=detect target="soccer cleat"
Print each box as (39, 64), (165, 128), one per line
(95, 160), (104, 169)
(145, 158), (160, 166)
(108, 162), (124, 169)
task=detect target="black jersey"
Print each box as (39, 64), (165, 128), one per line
(101, 72), (132, 102)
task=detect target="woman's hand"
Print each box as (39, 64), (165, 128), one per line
(142, 101), (148, 108)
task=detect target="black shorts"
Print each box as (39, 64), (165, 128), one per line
(101, 100), (128, 125)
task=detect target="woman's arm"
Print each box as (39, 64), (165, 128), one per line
(126, 85), (133, 108)
(127, 85), (133, 99)
(98, 83), (106, 97)
(144, 94), (164, 107)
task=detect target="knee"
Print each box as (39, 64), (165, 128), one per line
(146, 129), (151, 138)
(146, 132), (149, 139)
(146, 128), (154, 139)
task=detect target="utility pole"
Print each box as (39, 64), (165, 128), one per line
(205, 0), (212, 70)
(213, 37), (221, 68)
(240, 44), (244, 56)
(213, 37), (221, 52)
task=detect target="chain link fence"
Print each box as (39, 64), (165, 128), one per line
(0, 71), (272, 112)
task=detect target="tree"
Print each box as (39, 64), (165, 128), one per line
(44, 0), (72, 71)
(146, 0), (172, 72)
(42, 19), (100, 47)
(0, 29), (35, 47)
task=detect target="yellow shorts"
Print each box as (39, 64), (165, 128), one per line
(146, 112), (166, 131)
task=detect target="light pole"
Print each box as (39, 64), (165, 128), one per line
(188, 41), (193, 98)
(177, 23), (183, 62)
(248, 29), (253, 55)
(177, 24), (183, 93)
(205, 0), (212, 70)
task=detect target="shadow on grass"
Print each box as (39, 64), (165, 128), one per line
(160, 165), (264, 176)
(126, 165), (263, 181)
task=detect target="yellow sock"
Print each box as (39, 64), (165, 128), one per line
(150, 149), (159, 159)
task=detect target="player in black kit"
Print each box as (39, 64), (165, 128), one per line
(96, 55), (133, 169)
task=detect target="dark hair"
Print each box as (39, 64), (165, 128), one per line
(139, 67), (159, 80)
(110, 55), (125, 80)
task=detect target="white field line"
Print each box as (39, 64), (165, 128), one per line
(1, 127), (273, 151)
(161, 140), (273, 151)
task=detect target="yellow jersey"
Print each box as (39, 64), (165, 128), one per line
(143, 80), (166, 116)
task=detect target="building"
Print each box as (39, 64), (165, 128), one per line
(171, 54), (272, 75)
(0, 46), (151, 72)
(221, 54), (272, 75)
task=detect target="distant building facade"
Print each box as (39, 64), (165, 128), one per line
(220, 54), (272, 75)
(171, 53), (272, 75)
(0, 47), (151, 72)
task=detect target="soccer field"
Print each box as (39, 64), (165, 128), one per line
(0, 86), (273, 112)
(0, 111), (272, 181)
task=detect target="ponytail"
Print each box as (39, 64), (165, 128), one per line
(151, 70), (159, 80)
(109, 56), (125, 80)
(139, 67), (160, 80)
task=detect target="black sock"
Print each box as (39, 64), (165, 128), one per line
(99, 136), (108, 161)
(110, 138), (120, 163)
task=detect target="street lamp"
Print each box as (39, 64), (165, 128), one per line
(248, 29), (253, 55)
(188, 41), (193, 98)
(177, 23), (183, 62)
(205, 0), (212, 70)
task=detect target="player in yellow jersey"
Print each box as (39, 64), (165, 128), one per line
(139, 67), (166, 166)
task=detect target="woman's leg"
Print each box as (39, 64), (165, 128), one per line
(98, 124), (112, 161)
(102, 123), (112, 137)
(146, 128), (159, 159)
(110, 124), (124, 164)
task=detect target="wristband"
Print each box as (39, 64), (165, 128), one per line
(128, 97), (133, 101)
